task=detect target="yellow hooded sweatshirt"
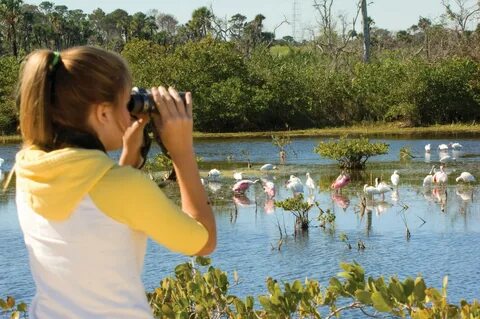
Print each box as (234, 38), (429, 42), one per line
(15, 146), (208, 319)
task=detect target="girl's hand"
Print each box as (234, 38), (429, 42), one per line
(120, 113), (150, 167)
(150, 86), (193, 159)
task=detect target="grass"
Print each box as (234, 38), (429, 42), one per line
(193, 123), (480, 139)
(2, 123), (480, 144)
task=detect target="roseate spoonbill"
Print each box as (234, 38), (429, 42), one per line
(390, 170), (400, 188)
(260, 163), (277, 171)
(286, 175), (304, 195)
(424, 144), (431, 153)
(423, 165), (436, 187)
(233, 172), (243, 181)
(433, 165), (448, 185)
(305, 172), (315, 193)
(232, 179), (259, 194)
(438, 144), (449, 151)
(449, 142), (462, 150)
(456, 172), (475, 183)
(208, 169), (222, 181)
(261, 179), (275, 198)
(330, 172), (350, 192)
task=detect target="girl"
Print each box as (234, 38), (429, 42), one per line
(15, 46), (216, 318)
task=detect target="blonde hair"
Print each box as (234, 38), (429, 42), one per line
(17, 46), (132, 150)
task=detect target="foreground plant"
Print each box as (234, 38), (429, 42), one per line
(0, 296), (27, 318)
(147, 257), (480, 319)
(275, 194), (317, 232)
(315, 136), (389, 169)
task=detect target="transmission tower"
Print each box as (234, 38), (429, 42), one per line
(292, 0), (302, 42)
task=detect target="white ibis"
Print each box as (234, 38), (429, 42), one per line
(390, 170), (400, 188)
(455, 172), (475, 183)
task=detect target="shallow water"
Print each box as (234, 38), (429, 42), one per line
(1, 137), (479, 312)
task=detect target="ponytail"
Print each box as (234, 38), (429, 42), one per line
(17, 46), (132, 151)
(18, 50), (58, 149)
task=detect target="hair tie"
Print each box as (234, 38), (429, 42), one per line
(51, 51), (61, 68)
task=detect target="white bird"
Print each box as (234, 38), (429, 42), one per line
(375, 178), (393, 200)
(433, 165), (448, 185)
(438, 144), (449, 151)
(260, 163), (277, 171)
(286, 175), (304, 195)
(305, 172), (315, 193)
(424, 144), (431, 153)
(450, 142), (463, 150)
(208, 169), (222, 181)
(233, 172), (243, 181)
(363, 184), (380, 199)
(439, 154), (455, 163)
(423, 165), (436, 187)
(0, 157), (4, 182)
(390, 170), (400, 188)
(456, 172), (476, 183)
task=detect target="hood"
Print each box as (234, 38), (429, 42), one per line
(15, 146), (116, 220)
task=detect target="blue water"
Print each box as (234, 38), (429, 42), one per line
(1, 137), (479, 313)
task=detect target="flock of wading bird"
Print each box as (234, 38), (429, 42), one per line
(200, 142), (476, 214)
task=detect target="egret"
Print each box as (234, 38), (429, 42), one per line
(424, 144), (431, 153)
(455, 172), (475, 183)
(286, 175), (304, 195)
(305, 172), (315, 193)
(390, 170), (400, 188)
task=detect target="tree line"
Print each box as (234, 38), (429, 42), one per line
(0, 0), (480, 133)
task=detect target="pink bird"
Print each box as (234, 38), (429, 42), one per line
(330, 172), (351, 192)
(232, 179), (259, 194)
(261, 179), (275, 198)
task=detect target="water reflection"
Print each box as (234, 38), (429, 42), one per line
(331, 193), (350, 210)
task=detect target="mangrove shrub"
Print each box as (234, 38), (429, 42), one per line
(315, 137), (389, 169)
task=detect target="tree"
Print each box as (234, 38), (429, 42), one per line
(315, 137), (389, 169)
(0, 0), (23, 57)
(360, 0), (370, 62)
(185, 7), (214, 40)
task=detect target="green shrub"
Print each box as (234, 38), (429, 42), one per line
(315, 137), (389, 169)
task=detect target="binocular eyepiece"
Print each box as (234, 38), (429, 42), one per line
(127, 87), (186, 115)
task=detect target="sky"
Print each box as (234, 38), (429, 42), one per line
(26, 0), (449, 39)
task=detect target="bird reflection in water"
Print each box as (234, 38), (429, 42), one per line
(331, 193), (350, 210)
(264, 199), (275, 214)
(432, 187), (448, 212)
(391, 189), (400, 202)
(233, 194), (252, 207)
(208, 181), (222, 193)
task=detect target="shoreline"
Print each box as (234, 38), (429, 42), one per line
(2, 123), (480, 144)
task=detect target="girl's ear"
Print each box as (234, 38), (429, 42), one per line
(93, 102), (113, 125)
